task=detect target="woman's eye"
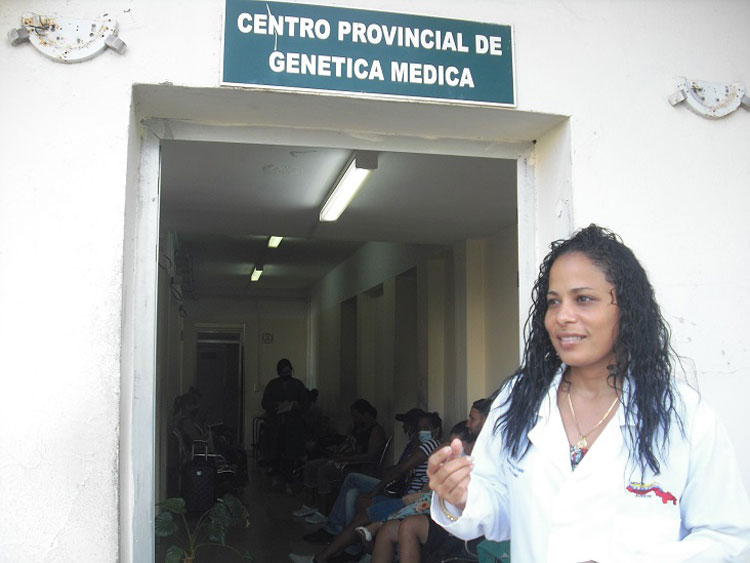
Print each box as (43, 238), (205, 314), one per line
(576, 295), (593, 303)
(546, 298), (559, 306)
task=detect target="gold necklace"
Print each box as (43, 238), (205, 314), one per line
(567, 389), (620, 450)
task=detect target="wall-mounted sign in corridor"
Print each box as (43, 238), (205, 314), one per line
(222, 0), (515, 106)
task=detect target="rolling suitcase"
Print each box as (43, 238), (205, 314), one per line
(182, 461), (216, 513)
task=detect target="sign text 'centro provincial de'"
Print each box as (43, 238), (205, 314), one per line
(223, 0), (515, 106)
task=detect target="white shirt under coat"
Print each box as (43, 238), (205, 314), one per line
(431, 368), (750, 562)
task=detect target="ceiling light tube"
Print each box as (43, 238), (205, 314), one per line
(268, 236), (283, 248)
(251, 266), (263, 282)
(319, 157), (372, 222)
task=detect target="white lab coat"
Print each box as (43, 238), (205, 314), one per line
(432, 369), (750, 562)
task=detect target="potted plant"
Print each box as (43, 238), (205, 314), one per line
(155, 493), (253, 563)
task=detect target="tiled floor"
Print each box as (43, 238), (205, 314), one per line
(155, 460), (332, 563)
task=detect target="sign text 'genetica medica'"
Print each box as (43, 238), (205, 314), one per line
(222, 1), (515, 106)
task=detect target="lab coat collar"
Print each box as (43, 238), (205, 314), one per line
(526, 365), (636, 476)
(535, 366), (564, 421)
(526, 366), (570, 475)
(541, 364), (637, 428)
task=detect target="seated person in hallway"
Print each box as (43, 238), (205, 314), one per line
(294, 398), (387, 519)
(172, 386), (248, 483)
(260, 358), (310, 486)
(466, 397), (491, 442)
(289, 412), (442, 563)
(173, 386), (206, 444)
(355, 421), (473, 561)
(299, 408), (425, 544)
(369, 399), (490, 563)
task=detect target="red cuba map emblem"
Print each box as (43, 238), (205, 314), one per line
(626, 482), (677, 505)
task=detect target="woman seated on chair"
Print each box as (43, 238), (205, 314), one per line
(172, 387), (247, 483)
(173, 387), (207, 445)
(364, 422), (475, 563)
(289, 412), (442, 563)
(295, 398), (387, 517)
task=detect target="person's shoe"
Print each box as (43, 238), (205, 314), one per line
(292, 504), (318, 517)
(304, 511), (328, 525)
(288, 554), (315, 563)
(355, 526), (374, 552)
(302, 528), (335, 544)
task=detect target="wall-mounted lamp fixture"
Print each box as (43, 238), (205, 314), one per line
(250, 265), (263, 282)
(668, 77), (749, 118)
(267, 236), (283, 248)
(319, 151), (378, 222)
(8, 12), (126, 61)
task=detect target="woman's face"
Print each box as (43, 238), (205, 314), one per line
(418, 417), (438, 437)
(544, 252), (619, 374)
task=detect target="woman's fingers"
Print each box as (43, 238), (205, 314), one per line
(449, 437), (464, 457)
(427, 445), (455, 474)
(440, 463), (473, 495)
(430, 459), (472, 499)
(428, 440), (474, 509)
(428, 438), (465, 475)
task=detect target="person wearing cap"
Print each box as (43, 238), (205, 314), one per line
(300, 407), (429, 545)
(292, 411), (443, 563)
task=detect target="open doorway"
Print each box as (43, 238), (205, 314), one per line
(154, 141), (519, 557)
(123, 83), (570, 563)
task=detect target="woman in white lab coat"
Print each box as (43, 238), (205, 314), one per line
(428, 224), (750, 562)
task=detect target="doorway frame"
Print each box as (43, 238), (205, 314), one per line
(120, 84), (571, 563)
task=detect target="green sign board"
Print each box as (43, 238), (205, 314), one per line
(223, 0), (515, 106)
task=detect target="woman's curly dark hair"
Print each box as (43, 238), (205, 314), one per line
(496, 224), (682, 475)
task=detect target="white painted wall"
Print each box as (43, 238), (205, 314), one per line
(508, 1), (750, 483)
(485, 225), (520, 391)
(1, 0), (749, 561)
(311, 242), (446, 455)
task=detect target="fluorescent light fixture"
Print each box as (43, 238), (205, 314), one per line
(250, 266), (263, 282)
(319, 156), (373, 222)
(268, 236), (283, 248)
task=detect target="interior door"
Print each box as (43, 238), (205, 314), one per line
(195, 329), (244, 442)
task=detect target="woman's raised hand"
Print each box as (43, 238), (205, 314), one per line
(427, 438), (473, 511)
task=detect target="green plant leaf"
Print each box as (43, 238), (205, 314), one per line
(155, 511), (178, 537)
(158, 497), (187, 515)
(222, 494), (251, 528)
(204, 520), (227, 545)
(209, 501), (231, 529)
(165, 545), (186, 563)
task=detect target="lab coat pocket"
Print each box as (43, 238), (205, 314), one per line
(613, 482), (682, 553)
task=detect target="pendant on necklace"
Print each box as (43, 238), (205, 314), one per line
(576, 435), (587, 450)
(570, 444), (587, 470)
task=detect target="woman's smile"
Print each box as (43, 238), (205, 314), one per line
(555, 333), (586, 348)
